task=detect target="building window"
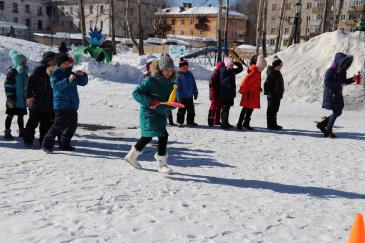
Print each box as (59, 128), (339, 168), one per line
(180, 30), (184, 35)
(171, 18), (175, 25)
(306, 28), (310, 34)
(190, 30), (193, 35)
(285, 3), (291, 10)
(13, 17), (18, 23)
(271, 28), (276, 34)
(199, 30), (204, 36)
(90, 5), (93, 14)
(283, 39), (289, 46)
(284, 27), (289, 34)
(100, 5), (104, 14)
(26, 19), (30, 27)
(13, 3), (18, 13)
(268, 39), (275, 46)
(25, 5), (30, 13)
(307, 2), (312, 9)
(0, 1), (4, 10)
(190, 18), (194, 25)
(180, 19), (184, 25)
(38, 20), (43, 30)
(38, 7), (43, 16)
(172, 30), (175, 34)
(272, 4), (277, 10)
(306, 15), (311, 21)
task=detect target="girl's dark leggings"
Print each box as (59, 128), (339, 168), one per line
(135, 135), (168, 156)
(5, 115), (24, 130)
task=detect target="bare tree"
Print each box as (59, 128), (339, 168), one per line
(261, 0), (268, 57)
(80, 0), (86, 45)
(333, 0), (344, 30)
(275, 0), (287, 53)
(256, 0), (265, 55)
(136, 0), (145, 55)
(110, 0), (116, 55)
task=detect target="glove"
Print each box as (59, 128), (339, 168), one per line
(194, 94), (198, 100)
(149, 99), (160, 110)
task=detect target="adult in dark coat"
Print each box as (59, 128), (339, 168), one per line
(264, 56), (285, 130)
(316, 52), (355, 138)
(23, 52), (57, 147)
(220, 57), (243, 129)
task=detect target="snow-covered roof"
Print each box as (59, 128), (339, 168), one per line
(156, 6), (248, 19)
(0, 21), (28, 30)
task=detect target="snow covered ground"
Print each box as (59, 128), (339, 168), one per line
(1, 35), (365, 242)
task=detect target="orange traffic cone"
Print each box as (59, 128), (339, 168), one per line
(348, 213), (365, 243)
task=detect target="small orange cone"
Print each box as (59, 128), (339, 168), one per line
(348, 213), (365, 243)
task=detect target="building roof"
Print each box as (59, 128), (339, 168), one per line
(156, 6), (248, 19)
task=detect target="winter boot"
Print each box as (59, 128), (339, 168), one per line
(60, 145), (76, 151)
(243, 118), (254, 130)
(316, 116), (329, 134)
(124, 146), (143, 169)
(18, 129), (25, 138)
(187, 122), (198, 127)
(154, 153), (172, 174)
(4, 129), (13, 140)
(237, 109), (245, 130)
(324, 128), (337, 138)
(42, 147), (54, 154)
(208, 112), (214, 127)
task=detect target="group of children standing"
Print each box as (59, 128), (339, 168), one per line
(3, 47), (357, 175)
(3, 45), (88, 153)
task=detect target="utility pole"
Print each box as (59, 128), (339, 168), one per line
(224, 0), (229, 55)
(110, 0), (116, 55)
(216, 0), (223, 62)
(275, 0), (287, 53)
(80, 0), (86, 45)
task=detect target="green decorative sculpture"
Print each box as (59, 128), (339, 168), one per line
(355, 18), (365, 32)
(74, 27), (113, 64)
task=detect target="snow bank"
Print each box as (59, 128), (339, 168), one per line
(268, 31), (365, 109)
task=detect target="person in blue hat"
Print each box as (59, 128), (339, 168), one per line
(4, 49), (29, 140)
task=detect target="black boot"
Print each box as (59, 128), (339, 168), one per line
(18, 129), (25, 138)
(237, 109), (246, 130)
(243, 118), (254, 130)
(324, 128), (337, 138)
(4, 129), (13, 140)
(316, 116), (329, 134)
(221, 111), (231, 130)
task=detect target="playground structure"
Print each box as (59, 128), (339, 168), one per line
(182, 43), (257, 66)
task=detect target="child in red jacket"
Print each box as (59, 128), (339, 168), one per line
(237, 55), (267, 130)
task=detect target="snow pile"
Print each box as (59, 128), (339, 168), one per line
(270, 31), (365, 109)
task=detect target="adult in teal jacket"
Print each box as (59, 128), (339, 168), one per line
(42, 53), (88, 153)
(125, 54), (176, 174)
(4, 49), (29, 140)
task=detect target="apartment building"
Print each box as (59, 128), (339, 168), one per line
(155, 3), (248, 42)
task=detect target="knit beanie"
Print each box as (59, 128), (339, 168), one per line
(9, 49), (27, 67)
(272, 55), (283, 68)
(179, 57), (189, 68)
(42, 51), (57, 64)
(224, 57), (234, 67)
(158, 54), (175, 70)
(55, 53), (70, 66)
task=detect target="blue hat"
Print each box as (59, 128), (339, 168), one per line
(9, 49), (27, 67)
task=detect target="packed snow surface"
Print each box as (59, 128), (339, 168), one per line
(0, 34), (365, 243)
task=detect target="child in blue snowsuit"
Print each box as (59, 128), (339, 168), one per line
(42, 53), (88, 153)
(176, 58), (198, 126)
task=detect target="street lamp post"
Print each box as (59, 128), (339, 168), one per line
(293, 1), (302, 44)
